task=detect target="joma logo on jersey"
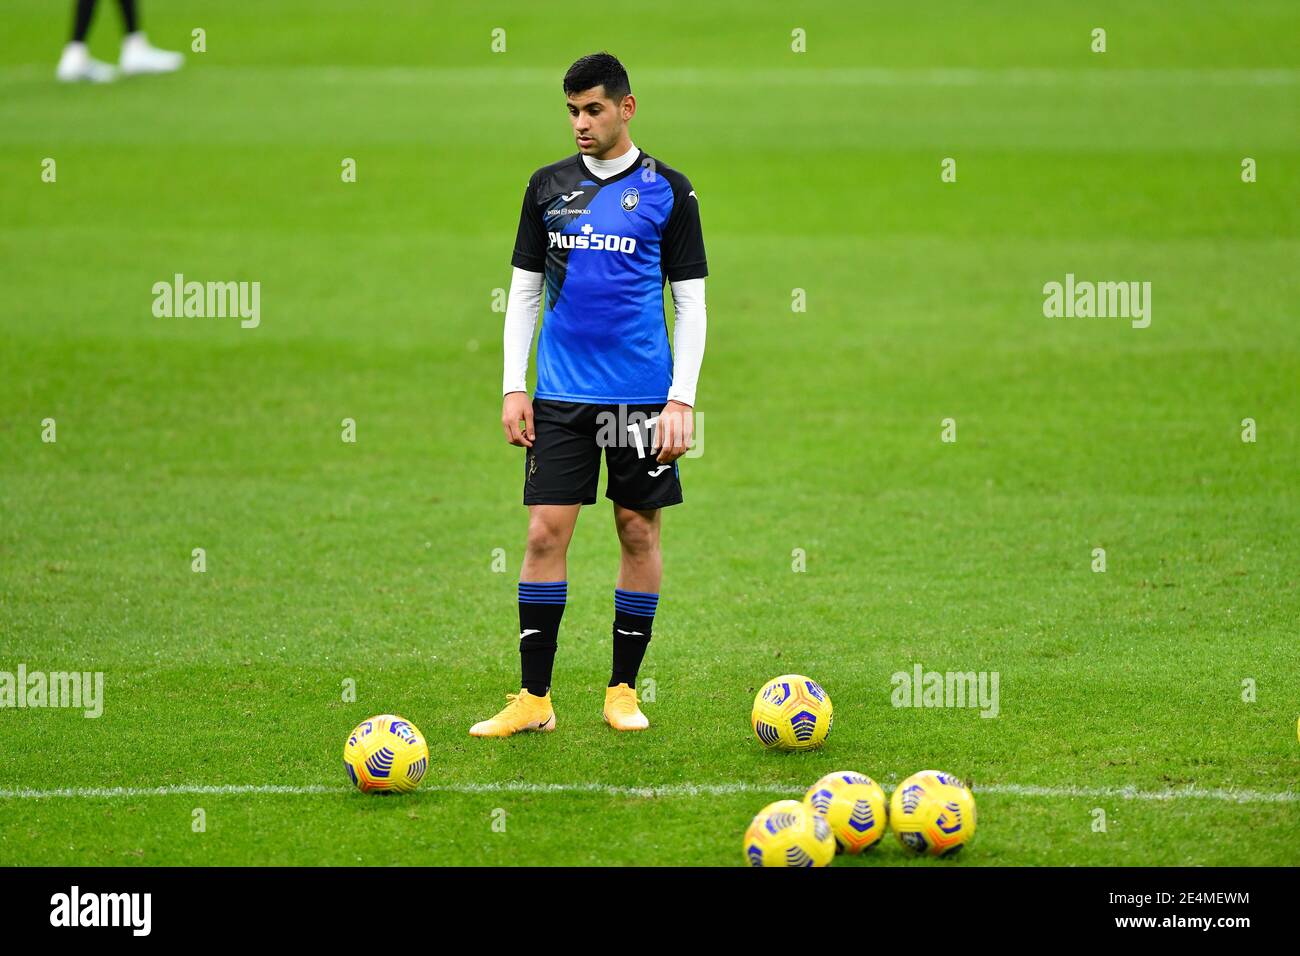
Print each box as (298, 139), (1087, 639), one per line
(548, 229), (637, 254)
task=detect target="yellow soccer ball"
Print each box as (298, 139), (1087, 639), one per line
(743, 799), (836, 867)
(751, 675), (833, 751)
(343, 714), (430, 794)
(889, 770), (976, 856)
(803, 771), (889, 854)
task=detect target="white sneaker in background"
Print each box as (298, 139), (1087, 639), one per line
(119, 32), (184, 76)
(56, 42), (118, 83)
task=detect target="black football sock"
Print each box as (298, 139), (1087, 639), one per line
(72, 0), (97, 42)
(518, 581), (566, 697)
(610, 588), (657, 688)
(118, 0), (138, 33)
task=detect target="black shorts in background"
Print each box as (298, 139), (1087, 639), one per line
(523, 399), (684, 510)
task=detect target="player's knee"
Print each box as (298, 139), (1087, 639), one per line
(526, 515), (570, 557)
(615, 514), (659, 556)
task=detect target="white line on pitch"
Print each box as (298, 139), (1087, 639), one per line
(0, 781), (1295, 804)
(4, 65), (1295, 87)
(0, 784), (342, 799)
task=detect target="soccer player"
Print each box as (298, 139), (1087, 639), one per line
(470, 52), (708, 737)
(56, 0), (184, 83)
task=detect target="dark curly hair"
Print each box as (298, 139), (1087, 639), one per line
(563, 52), (631, 103)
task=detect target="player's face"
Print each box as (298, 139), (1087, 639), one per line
(566, 87), (633, 158)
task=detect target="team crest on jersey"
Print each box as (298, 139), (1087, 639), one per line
(620, 187), (640, 211)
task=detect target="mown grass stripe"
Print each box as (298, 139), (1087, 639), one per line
(0, 781), (1294, 803)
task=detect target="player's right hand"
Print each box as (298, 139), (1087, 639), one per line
(502, 391), (535, 447)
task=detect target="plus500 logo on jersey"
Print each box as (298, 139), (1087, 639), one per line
(548, 230), (638, 254)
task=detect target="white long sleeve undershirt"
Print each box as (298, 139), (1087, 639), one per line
(501, 266), (544, 396)
(581, 140), (639, 179)
(501, 267), (708, 407)
(664, 277), (707, 407)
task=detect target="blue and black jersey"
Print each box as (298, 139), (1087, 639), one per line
(511, 149), (708, 404)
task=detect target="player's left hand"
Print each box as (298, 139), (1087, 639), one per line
(654, 400), (694, 464)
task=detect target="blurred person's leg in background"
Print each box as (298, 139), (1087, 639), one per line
(56, 0), (185, 83)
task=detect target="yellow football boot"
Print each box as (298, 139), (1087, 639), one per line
(603, 683), (649, 731)
(469, 690), (556, 737)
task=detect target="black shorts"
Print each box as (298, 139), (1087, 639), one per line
(523, 399), (684, 510)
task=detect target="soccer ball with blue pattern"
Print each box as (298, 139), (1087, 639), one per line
(803, 770), (888, 854)
(743, 799), (836, 867)
(889, 770), (977, 856)
(751, 674), (833, 751)
(343, 714), (429, 794)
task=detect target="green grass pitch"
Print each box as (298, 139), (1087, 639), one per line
(1, 1), (1297, 866)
